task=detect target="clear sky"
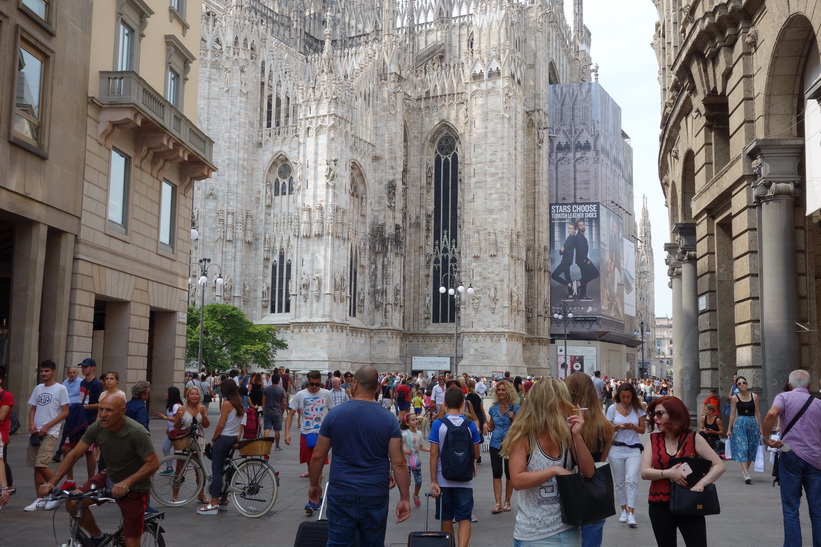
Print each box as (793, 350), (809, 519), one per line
(566, 0), (673, 318)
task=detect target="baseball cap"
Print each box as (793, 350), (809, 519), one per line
(79, 358), (96, 368)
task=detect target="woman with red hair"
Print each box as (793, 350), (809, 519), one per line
(640, 396), (725, 546)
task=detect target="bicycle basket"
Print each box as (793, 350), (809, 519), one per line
(238, 438), (275, 456)
(168, 427), (191, 451)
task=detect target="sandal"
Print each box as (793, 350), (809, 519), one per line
(414, 495), (421, 507)
(503, 502), (511, 512)
(299, 472), (310, 478)
(491, 503), (503, 514)
(197, 504), (220, 515)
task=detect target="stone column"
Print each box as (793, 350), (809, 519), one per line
(39, 231), (75, 366)
(9, 221), (48, 429)
(665, 240), (682, 384)
(670, 223), (699, 420)
(745, 139), (803, 406)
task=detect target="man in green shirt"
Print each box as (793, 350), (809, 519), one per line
(40, 395), (159, 547)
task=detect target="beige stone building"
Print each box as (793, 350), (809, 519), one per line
(0, 0), (213, 415)
(73, 0), (214, 409)
(0, 1), (93, 406)
(194, 0), (596, 377)
(654, 0), (821, 413)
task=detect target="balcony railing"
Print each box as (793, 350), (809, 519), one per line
(98, 71), (213, 164)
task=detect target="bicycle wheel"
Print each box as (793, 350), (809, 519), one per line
(228, 459), (278, 517)
(139, 520), (166, 547)
(150, 454), (205, 507)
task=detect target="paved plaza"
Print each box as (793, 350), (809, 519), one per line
(2, 405), (813, 546)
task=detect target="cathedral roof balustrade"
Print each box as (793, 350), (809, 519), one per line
(96, 71), (216, 190)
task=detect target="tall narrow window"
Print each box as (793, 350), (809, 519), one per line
(432, 135), (458, 324)
(265, 93), (273, 129)
(271, 249), (291, 313)
(117, 22), (134, 70)
(13, 40), (47, 149)
(349, 252), (358, 317)
(108, 149), (130, 229)
(159, 180), (176, 249)
(22, 0), (49, 21)
(166, 68), (180, 107)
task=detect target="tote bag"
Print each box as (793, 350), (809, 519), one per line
(556, 462), (616, 526)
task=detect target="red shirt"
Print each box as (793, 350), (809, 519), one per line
(703, 395), (720, 415)
(0, 389), (14, 443)
(395, 384), (411, 403)
(648, 431), (696, 503)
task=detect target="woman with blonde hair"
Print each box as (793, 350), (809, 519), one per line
(487, 380), (521, 514)
(502, 378), (594, 546)
(565, 372), (614, 546)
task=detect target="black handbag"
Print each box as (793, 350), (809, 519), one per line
(669, 482), (720, 516)
(556, 457), (616, 526)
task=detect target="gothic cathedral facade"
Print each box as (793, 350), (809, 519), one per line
(194, 0), (593, 375)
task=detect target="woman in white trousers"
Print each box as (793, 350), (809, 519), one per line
(606, 383), (646, 528)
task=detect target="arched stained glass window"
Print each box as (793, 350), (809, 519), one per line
(432, 134), (458, 324)
(271, 248), (291, 313)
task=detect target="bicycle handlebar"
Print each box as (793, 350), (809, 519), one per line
(49, 487), (116, 503)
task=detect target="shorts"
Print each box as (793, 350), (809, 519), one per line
(382, 398), (392, 409)
(513, 528), (581, 546)
(0, 439), (4, 458)
(414, 407), (422, 415)
(80, 473), (148, 538)
(397, 401), (411, 412)
(299, 433), (329, 465)
(26, 435), (57, 468)
(263, 414), (283, 432)
(435, 487), (473, 522)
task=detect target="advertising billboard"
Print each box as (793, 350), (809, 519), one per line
(550, 203), (601, 313)
(557, 345), (598, 379)
(623, 237), (636, 317)
(599, 206), (625, 321)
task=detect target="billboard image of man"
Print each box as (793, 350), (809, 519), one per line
(574, 219), (599, 302)
(551, 223), (577, 299)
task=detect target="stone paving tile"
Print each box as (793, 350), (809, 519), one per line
(2, 405), (812, 546)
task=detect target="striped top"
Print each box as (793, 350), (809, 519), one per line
(647, 431), (696, 504)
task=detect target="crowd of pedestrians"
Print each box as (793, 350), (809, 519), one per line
(1, 361), (820, 547)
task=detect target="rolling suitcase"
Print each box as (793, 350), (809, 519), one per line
(407, 492), (454, 546)
(293, 485), (329, 547)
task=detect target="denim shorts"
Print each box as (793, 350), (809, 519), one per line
(263, 414), (282, 431)
(435, 487), (473, 522)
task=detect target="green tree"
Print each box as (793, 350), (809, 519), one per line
(187, 304), (287, 371)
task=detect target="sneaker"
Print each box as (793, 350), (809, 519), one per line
(619, 509), (628, 523)
(580, 297), (594, 302)
(43, 499), (59, 511)
(59, 480), (77, 491)
(305, 499), (321, 516)
(159, 468), (174, 476)
(471, 514), (478, 523)
(627, 513), (638, 528)
(23, 498), (44, 512)
(744, 472), (752, 484)
(274, 445), (283, 451)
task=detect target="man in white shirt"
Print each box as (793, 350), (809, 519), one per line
(475, 377), (487, 397)
(431, 376), (447, 416)
(25, 360), (69, 511)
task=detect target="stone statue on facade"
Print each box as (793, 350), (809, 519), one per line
(325, 157), (337, 186)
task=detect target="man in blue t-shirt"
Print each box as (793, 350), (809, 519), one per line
(309, 366), (410, 545)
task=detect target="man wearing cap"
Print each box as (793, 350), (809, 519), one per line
(77, 358), (103, 481)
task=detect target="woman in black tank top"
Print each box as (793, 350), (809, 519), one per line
(727, 376), (762, 484)
(699, 403), (725, 452)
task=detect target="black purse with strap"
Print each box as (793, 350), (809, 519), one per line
(772, 394), (815, 486)
(555, 437), (616, 526)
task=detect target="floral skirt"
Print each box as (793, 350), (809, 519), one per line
(731, 415), (759, 462)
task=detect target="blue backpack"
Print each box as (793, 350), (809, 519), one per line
(440, 418), (474, 482)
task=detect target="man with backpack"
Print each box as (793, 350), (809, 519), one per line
(429, 387), (482, 547)
(395, 378), (411, 421)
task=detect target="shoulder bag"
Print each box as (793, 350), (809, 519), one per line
(556, 440), (616, 526)
(668, 432), (720, 516)
(772, 394), (815, 486)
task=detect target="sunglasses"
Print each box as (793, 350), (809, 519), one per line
(308, 382), (322, 387)
(736, 381), (747, 386)
(651, 410), (667, 419)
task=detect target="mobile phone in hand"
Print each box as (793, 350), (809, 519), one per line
(679, 462), (692, 477)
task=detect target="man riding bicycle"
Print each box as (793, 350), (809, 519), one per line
(40, 396), (159, 547)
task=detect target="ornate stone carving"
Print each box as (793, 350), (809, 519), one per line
(242, 280), (249, 305)
(262, 283), (270, 308)
(300, 271), (310, 301)
(387, 180), (396, 209)
(226, 210), (234, 241)
(325, 157), (337, 186)
(223, 276), (233, 299)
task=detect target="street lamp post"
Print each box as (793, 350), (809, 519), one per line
(634, 319), (652, 378)
(552, 302), (573, 378)
(439, 275), (475, 376)
(193, 257), (223, 371)
(432, 231), (475, 376)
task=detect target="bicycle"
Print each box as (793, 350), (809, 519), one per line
(150, 427), (279, 518)
(49, 487), (165, 547)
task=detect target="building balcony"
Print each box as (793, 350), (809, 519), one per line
(96, 71), (216, 189)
